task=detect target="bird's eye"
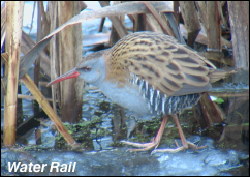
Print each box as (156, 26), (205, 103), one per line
(81, 66), (91, 72)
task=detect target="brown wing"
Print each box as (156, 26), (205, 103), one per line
(111, 32), (216, 96)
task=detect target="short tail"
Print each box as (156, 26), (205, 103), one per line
(209, 68), (236, 83)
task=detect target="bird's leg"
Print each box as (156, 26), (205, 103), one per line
(121, 116), (169, 152)
(152, 115), (207, 153)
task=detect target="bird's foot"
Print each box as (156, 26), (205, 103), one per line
(121, 138), (160, 152)
(151, 140), (207, 153)
(121, 139), (207, 153)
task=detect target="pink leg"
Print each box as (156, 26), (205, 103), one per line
(152, 115), (207, 153)
(122, 115), (207, 153)
(121, 116), (169, 151)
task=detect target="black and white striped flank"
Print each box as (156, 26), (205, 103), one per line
(129, 74), (201, 115)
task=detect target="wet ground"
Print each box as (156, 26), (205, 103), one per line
(1, 145), (248, 176)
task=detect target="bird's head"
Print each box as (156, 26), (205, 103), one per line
(47, 50), (108, 87)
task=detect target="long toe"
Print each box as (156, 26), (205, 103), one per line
(187, 141), (208, 150)
(121, 140), (160, 151)
(151, 141), (208, 154)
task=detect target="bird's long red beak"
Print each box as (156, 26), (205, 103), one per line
(47, 68), (80, 87)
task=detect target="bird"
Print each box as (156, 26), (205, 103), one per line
(48, 31), (230, 153)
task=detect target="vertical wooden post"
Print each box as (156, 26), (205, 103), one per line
(50, 2), (83, 123)
(228, 1), (249, 69)
(179, 1), (201, 46)
(207, 1), (221, 51)
(4, 2), (24, 146)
